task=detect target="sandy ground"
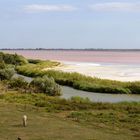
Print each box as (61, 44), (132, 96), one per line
(43, 61), (140, 82)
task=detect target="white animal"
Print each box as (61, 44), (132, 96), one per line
(23, 115), (27, 127)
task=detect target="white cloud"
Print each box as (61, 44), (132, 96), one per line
(89, 2), (140, 12)
(24, 4), (77, 12)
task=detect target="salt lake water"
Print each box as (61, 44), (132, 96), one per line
(2, 50), (140, 64)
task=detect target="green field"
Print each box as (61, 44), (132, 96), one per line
(0, 102), (140, 140)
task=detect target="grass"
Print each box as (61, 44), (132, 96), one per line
(16, 60), (60, 77)
(1, 91), (140, 112)
(68, 110), (140, 130)
(0, 102), (140, 140)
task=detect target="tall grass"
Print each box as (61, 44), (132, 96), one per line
(0, 92), (140, 112)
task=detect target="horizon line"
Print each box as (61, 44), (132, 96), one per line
(1, 48), (140, 51)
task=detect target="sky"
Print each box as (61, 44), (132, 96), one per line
(0, 0), (140, 49)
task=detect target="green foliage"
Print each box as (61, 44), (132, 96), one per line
(30, 76), (61, 96)
(70, 96), (91, 104)
(16, 60), (60, 77)
(0, 68), (15, 80)
(0, 52), (28, 65)
(73, 81), (131, 94)
(0, 58), (15, 81)
(0, 61), (6, 69)
(8, 77), (28, 89)
(1, 92), (140, 112)
(28, 59), (42, 64)
(127, 82), (140, 94)
(0, 53), (61, 96)
(67, 110), (140, 129)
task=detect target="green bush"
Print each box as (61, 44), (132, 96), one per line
(0, 52), (28, 65)
(0, 68), (15, 80)
(28, 59), (42, 64)
(127, 82), (140, 94)
(30, 76), (61, 96)
(0, 57), (15, 81)
(9, 77), (28, 89)
(0, 61), (6, 69)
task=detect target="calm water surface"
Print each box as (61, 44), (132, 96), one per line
(61, 86), (140, 103)
(2, 50), (140, 64)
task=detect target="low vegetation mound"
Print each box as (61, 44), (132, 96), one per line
(3, 75), (61, 96)
(0, 61), (15, 81)
(0, 52), (28, 65)
(8, 77), (28, 89)
(0, 68), (15, 81)
(30, 76), (61, 96)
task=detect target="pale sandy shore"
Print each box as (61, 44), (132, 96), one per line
(43, 61), (140, 82)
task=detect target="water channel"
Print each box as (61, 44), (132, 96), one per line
(15, 74), (140, 103)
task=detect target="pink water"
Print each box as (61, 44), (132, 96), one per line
(2, 50), (140, 65)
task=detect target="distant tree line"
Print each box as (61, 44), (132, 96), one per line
(1, 48), (140, 51)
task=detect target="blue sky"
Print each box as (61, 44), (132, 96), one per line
(0, 0), (140, 49)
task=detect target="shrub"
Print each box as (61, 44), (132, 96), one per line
(9, 77), (28, 89)
(28, 59), (42, 64)
(0, 68), (15, 80)
(0, 52), (28, 65)
(30, 76), (61, 96)
(0, 61), (6, 69)
(127, 82), (140, 94)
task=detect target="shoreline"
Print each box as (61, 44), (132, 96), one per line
(43, 61), (140, 82)
(2, 50), (140, 65)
